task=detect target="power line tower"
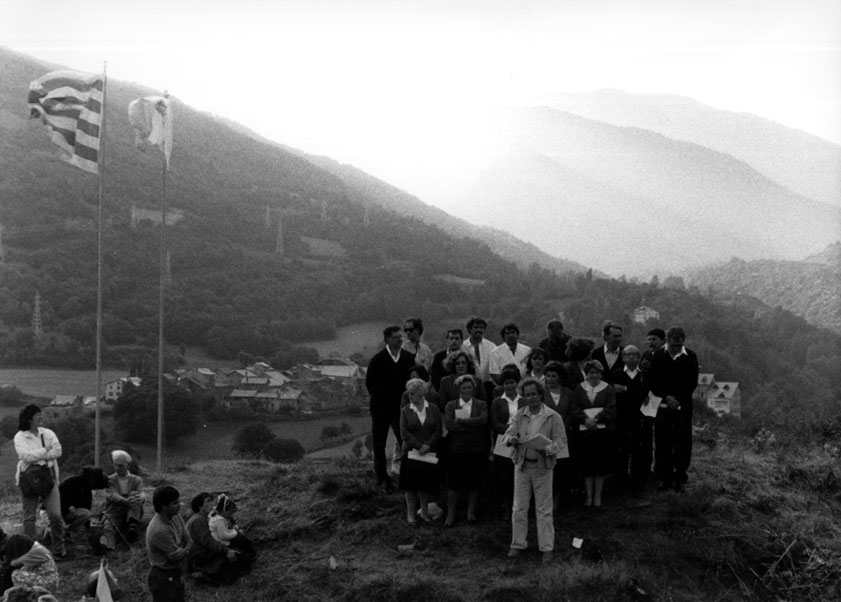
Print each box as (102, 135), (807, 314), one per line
(0, 223), (5, 265)
(164, 250), (172, 286)
(275, 214), (284, 256)
(32, 291), (43, 337)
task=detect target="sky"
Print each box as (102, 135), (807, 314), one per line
(2, 0), (840, 209)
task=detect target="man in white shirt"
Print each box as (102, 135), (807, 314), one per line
(489, 322), (531, 384)
(591, 322), (624, 383)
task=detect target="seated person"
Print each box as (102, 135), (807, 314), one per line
(3, 534), (58, 593)
(1, 585), (56, 602)
(209, 494), (256, 564)
(59, 466), (109, 535)
(186, 492), (246, 586)
(99, 450), (145, 551)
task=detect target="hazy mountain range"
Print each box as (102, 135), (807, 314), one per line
(426, 102), (840, 277)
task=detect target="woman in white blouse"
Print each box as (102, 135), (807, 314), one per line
(399, 378), (443, 525)
(571, 360), (616, 508)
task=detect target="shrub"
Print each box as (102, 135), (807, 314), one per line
(113, 384), (200, 443)
(0, 385), (25, 407)
(0, 415), (18, 440)
(320, 425), (341, 442)
(232, 423), (276, 458)
(263, 438), (305, 463)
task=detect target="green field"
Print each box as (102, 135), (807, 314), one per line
(0, 368), (126, 398)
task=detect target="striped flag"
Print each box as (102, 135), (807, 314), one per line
(128, 95), (173, 168)
(28, 70), (104, 175)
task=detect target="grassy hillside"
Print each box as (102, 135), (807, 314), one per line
(10, 429), (839, 602)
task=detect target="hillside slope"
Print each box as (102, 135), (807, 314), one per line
(21, 436), (840, 602)
(688, 251), (841, 334)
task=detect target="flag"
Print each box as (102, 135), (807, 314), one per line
(95, 558), (114, 602)
(128, 95), (173, 167)
(28, 70), (104, 175)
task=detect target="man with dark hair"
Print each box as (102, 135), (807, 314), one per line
(365, 325), (415, 492)
(462, 316), (496, 385)
(146, 485), (189, 602)
(640, 328), (666, 374)
(538, 319), (570, 363)
(402, 317), (432, 369)
(430, 328), (464, 390)
(591, 322), (624, 382)
(489, 323), (531, 384)
(648, 327), (699, 492)
(59, 465), (109, 535)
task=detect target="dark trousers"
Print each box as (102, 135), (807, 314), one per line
(371, 413), (401, 483)
(148, 567), (184, 602)
(654, 408), (692, 485)
(631, 417), (655, 487)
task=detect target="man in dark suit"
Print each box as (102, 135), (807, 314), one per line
(429, 328), (464, 390)
(640, 328), (666, 375)
(591, 322), (624, 382)
(648, 327), (699, 492)
(365, 325), (415, 491)
(538, 319), (570, 363)
(610, 346), (650, 492)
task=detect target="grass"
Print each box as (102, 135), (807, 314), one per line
(1, 433), (839, 601)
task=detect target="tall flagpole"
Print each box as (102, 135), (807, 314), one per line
(157, 152), (167, 474)
(94, 62), (107, 468)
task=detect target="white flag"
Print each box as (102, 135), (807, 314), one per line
(95, 558), (114, 602)
(128, 95), (173, 167)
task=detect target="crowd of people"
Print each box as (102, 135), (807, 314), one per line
(366, 317), (700, 563)
(9, 404), (256, 602)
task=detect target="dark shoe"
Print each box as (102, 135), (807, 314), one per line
(379, 479), (395, 493)
(542, 551), (554, 565)
(507, 548), (521, 558)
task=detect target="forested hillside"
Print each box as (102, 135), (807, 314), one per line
(688, 246), (841, 334)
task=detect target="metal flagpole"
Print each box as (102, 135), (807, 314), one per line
(157, 151), (167, 474)
(94, 62), (107, 468)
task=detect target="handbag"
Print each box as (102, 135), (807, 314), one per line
(18, 434), (55, 498)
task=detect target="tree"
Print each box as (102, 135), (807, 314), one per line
(232, 423), (276, 458)
(262, 438), (305, 463)
(114, 384), (200, 444)
(320, 425), (341, 443)
(0, 415), (18, 439)
(0, 385), (24, 407)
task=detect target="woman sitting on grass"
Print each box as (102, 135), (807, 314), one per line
(187, 492), (244, 585)
(209, 494), (256, 570)
(2, 534), (58, 593)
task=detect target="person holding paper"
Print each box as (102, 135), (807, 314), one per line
(610, 346), (651, 492)
(647, 327), (699, 492)
(571, 360), (617, 508)
(502, 378), (567, 565)
(399, 378), (443, 525)
(443, 375), (489, 527)
(542, 361), (576, 510)
(490, 367), (523, 521)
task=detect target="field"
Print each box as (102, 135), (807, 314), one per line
(4, 433), (837, 602)
(0, 368), (126, 398)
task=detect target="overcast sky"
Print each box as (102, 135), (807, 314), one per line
(2, 0), (840, 204)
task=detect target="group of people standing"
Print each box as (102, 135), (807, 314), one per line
(366, 317), (699, 563)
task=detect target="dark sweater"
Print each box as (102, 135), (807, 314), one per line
(399, 404), (443, 454)
(647, 347), (699, 410)
(365, 347), (415, 418)
(444, 399), (489, 455)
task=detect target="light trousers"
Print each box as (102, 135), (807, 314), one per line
(510, 461), (555, 552)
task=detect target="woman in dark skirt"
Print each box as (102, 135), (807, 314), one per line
(399, 378), (443, 525)
(443, 375), (489, 527)
(571, 360), (616, 508)
(490, 366), (523, 520)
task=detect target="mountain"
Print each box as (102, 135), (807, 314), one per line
(450, 106), (840, 276)
(687, 245), (841, 334)
(0, 46), (565, 365)
(546, 89), (841, 209)
(212, 114), (588, 273)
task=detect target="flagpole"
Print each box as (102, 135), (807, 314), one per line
(157, 152), (167, 474)
(94, 62), (107, 469)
